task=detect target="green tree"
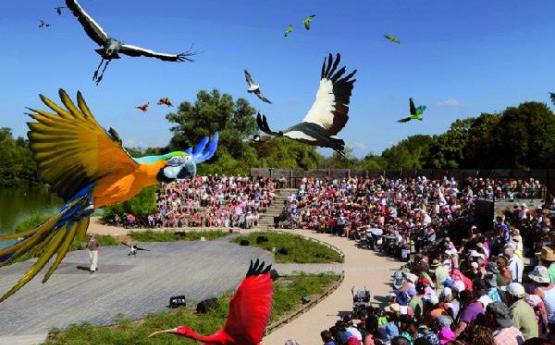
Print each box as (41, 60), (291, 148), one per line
(381, 135), (433, 169)
(166, 89), (257, 160)
(0, 128), (37, 188)
(491, 102), (555, 168)
(425, 119), (473, 168)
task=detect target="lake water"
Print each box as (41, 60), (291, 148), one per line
(0, 185), (62, 235)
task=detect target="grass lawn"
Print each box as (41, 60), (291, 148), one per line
(128, 230), (230, 242)
(45, 273), (338, 345)
(232, 231), (343, 264)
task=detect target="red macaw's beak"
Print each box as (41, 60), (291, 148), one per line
(149, 327), (180, 337)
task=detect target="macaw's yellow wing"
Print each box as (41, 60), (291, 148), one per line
(27, 89), (138, 201)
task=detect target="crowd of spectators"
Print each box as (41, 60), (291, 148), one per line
(302, 176), (555, 345)
(116, 176), (276, 228)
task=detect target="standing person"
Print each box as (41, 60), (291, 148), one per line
(506, 283), (539, 340)
(86, 235), (100, 273)
(505, 245), (524, 283)
(485, 302), (525, 345)
(531, 266), (555, 337)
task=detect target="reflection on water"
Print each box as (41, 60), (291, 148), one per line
(0, 185), (62, 235)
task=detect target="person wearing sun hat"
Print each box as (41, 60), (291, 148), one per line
(540, 247), (555, 284)
(506, 282), (538, 340)
(530, 265), (555, 336)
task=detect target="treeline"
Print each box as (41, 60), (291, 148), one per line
(348, 101), (555, 170)
(2, 91), (555, 189)
(0, 128), (38, 188)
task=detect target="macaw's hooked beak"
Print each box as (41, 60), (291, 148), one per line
(149, 328), (178, 337)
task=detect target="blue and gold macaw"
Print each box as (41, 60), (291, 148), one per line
(0, 89), (218, 302)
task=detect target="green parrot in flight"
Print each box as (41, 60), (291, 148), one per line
(398, 98), (426, 123)
(284, 24), (293, 37)
(303, 15), (316, 30)
(384, 34), (400, 44)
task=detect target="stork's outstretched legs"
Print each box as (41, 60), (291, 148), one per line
(92, 58), (105, 82)
(92, 58), (111, 85)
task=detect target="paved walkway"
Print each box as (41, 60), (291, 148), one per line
(0, 237), (271, 338)
(263, 230), (401, 345)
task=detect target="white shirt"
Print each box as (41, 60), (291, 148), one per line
(508, 256), (524, 283)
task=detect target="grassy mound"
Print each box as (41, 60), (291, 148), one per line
(129, 230), (229, 242)
(46, 273), (338, 345)
(232, 231), (343, 264)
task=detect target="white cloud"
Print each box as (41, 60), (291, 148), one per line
(347, 141), (368, 151)
(437, 98), (463, 108)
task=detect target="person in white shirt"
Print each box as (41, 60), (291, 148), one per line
(505, 245), (524, 283)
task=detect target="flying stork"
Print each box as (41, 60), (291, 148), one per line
(253, 53), (357, 155)
(64, 0), (196, 84)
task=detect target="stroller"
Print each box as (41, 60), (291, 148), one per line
(352, 286), (372, 319)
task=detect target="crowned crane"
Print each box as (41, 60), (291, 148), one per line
(253, 53), (357, 155)
(150, 259), (272, 345)
(0, 89), (218, 302)
(244, 70), (272, 104)
(398, 98), (426, 123)
(64, 0), (196, 84)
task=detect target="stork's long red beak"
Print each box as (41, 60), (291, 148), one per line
(148, 328), (178, 337)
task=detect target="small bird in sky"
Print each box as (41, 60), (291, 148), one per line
(284, 25), (293, 37)
(54, 6), (67, 15)
(136, 102), (149, 112)
(398, 98), (426, 123)
(39, 20), (51, 28)
(384, 34), (400, 44)
(65, 0), (196, 84)
(157, 97), (174, 107)
(549, 92), (555, 106)
(303, 15), (316, 30)
(244, 70), (272, 104)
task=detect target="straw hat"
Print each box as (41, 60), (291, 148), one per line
(541, 247), (555, 262)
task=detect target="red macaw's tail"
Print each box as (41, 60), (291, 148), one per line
(0, 196), (91, 302)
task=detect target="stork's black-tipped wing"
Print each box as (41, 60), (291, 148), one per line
(256, 113), (278, 135)
(550, 93), (555, 106)
(302, 53), (357, 136)
(119, 45), (195, 62)
(121, 242), (132, 248)
(244, 70), (255, 86)
(409, 98), (417, 115)
(65, 0), (109, 46)
(255, 91), (272, 104)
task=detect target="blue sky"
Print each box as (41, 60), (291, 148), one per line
(1, 0), (554, 157)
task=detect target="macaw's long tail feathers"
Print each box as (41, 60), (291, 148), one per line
(0, 198), (90, 303)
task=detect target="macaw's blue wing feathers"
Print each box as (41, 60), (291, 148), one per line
(192, 136), (209, 156)
(193, 132), (219, 164)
